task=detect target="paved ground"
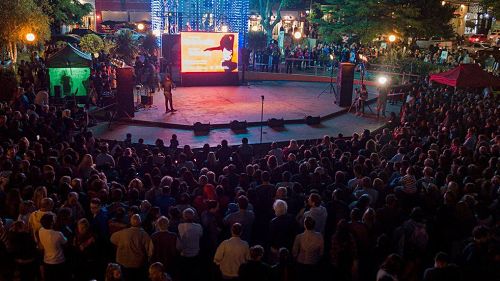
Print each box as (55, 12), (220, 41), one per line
(132, 81), (377, 126)
(91, 102), (400, 148)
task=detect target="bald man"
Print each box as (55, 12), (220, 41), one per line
(111, 214), (154, 281)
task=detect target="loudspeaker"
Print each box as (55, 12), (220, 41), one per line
(193, 122), (210, 135)
(116, 67), (135, 118)
(336, 63), (355, 107)
(268, 118), (285, 128)
(230, 120), (248, 132)
(140, 95), (153, 106)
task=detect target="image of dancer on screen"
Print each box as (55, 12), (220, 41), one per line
(204, 34), (238, 72)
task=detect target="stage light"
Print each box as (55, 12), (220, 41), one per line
(137, 23), (145, 31)
(388, 35), (396, 42)
(251, 25), (259, 32)
(294, 31), (302, 39)
(26, 33), (35, 42)
(221, 25), (229, 32)
(378, 76), (388, 85)
(152, 30), (161, 37)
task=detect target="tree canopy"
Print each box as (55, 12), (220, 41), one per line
(36, 0), (93, 28)
(312, 0), (455, 43)
(79, 34), (104, 54)
(0, 0), (51, 62)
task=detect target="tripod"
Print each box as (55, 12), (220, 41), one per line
(318, 60), (337, 102)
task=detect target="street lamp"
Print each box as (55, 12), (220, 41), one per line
(137, 23), (145, 31)
(294, 31), (302, 39)
(26, 33), (36, 42)
(378, 76), (388, 86)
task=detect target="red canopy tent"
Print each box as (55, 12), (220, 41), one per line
(429, 63), (500, 88)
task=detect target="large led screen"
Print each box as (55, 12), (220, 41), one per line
(181, 32), (238, 73)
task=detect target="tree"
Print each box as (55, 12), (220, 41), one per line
(141, 33), (159, 54)
(79, 34), (104, 54)
(252, 0), (304, 42)
(35, 0), (93, 32)
(247, 31), (268, 51)
(0, 0), (51, 62)
(112, 30), (140, 65)
(314, 0), (455, 43)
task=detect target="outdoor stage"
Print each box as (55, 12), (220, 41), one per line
(90, 80), (393, 146)
(127, 81), (377, 128)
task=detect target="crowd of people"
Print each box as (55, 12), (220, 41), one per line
(0, 70), (499, 281)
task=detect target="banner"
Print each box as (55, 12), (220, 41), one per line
(181, 32), (239, 73)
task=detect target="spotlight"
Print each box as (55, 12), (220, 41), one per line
(388, 35), (396, 42)
(294, 31), (302, 39)
(137, 23), (145, 31)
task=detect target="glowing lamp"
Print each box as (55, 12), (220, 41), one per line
(26, 33), (35, 42)
(441, 1), (446, 6)
(221, 25), (229, 32)
(137, 23), (145, 31)
(388, 35), (396, 42)
(378, 76), (388, 85)
(294, 31), (302, 39)
(329, 54), (334, 60)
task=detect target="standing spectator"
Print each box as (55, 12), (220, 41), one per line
(177, 208), (203, 280)
(292, 217), (324, 281)
(423, 252), (460, 281)
(237, 137), (253, 166)
(376, 254), (402, 281)
(38, 213), (68, 281)
(148, 262), (172, 281)
(213, 223), (250, 279)
(110, 214), (153, 281)
(303, 193), (328, 234)
(269, 199), (298, 261)
(224, 195), (255, 243)
(238, 245), (271, 281)
(151, 216), (177, 274)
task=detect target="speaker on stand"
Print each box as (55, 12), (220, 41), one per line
(113, 67), (135, 124)
(336, 63), (355, 107)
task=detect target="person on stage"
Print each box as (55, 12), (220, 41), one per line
(162, 74), (176, 113)
(377, 87), (389, 118)
(356, 85), (368, 116)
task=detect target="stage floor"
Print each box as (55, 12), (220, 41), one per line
(131, 81), (376, 126)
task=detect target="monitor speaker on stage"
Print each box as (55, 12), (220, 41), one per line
(336, 63), (355, 107)
(116, 67), (135, 118)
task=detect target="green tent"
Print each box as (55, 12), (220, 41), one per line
(47, 44), (92, 98)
